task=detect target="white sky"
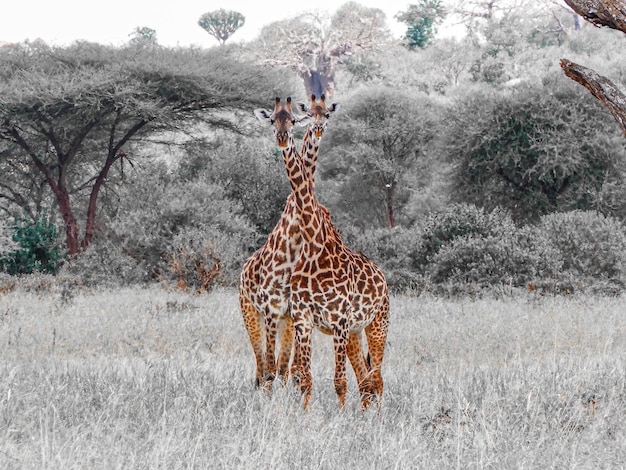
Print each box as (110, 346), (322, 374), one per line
(0, 1), (416, 47)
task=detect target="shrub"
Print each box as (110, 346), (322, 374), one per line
(62, 172), (257, 289)
(413, 203), (512, 270)
(427, 225), (559, 288)
(0, 214), (63, 275)
(411, 203), (560, 292)
(62, 234), (150, 288)
(537, 210), (626, 293)
(445, 82), (626, 222)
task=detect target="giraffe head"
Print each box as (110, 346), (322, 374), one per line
(254, 97), (304, 148)
(296, 94), (339, 138)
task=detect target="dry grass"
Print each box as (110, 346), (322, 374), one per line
(1, 284), (625, 469)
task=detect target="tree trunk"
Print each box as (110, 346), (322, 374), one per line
(54, 185), (81, 255)
(82, 152), (122, 249)
(297, 55), (337, 98)
(385, 184), (396, 228)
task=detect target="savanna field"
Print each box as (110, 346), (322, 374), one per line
(1, 281), (625, 469)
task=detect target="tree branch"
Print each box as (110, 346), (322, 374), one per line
(111, 118), (149, 157)
(560, 59), (626, 137)
(66, 118), (99, 164)
(7, 127), (58, 192)
(562, 0), (626, 33)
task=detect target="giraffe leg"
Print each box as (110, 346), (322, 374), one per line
(276, 316), (294, 382)
(294, 317), (313, 410)
(290, 327), (301, 387)
(364, 298), (390, 406)
(347, 331), (373, 410)
(263, 312), (280, 388)
(332, 328), (349, 410)
(240, 294), (265, 388)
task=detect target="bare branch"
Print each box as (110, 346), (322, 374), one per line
(562, 0), (626, 33)
(560, 59), (626, 137)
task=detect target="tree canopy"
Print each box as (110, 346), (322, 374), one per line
(0, 41), (289, 254)
(257, 2), (389, 97)
(395, 1), (447, 49)
(321, 87), (437, 228)
(446, 83), (626, 222)
(198, 9), (246, 45)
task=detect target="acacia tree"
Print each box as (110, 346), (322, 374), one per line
(198, 9), (245, 45)
(0, 41), (288, 255)
(258, 2), (389, 97)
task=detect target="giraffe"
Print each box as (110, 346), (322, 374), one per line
(256, 97), (389, 410)
(239, 95), (339, 389)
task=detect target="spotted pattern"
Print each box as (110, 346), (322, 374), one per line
(240, 96), (344, 389)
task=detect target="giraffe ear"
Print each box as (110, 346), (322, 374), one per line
(328, 103), (340, 113)
(295, 102), (309, 113)
(254, 108), (272, 123)
(294, 114), (311, 127)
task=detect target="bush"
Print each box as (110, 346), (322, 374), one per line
(537, 210), (626, 293)
(413, 203), (513, 270)
(161, 224), (252, 291)
(417, 204), (559, 289)
(62, 170), (257, 289)
(427, 225), (559, 288)
(0, 214), (63, 275)
(181, 138), (290, 235)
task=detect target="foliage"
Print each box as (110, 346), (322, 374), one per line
(320, 86), (438, 228)
(408, 203), (558, 290)
(411, 203), (507, 270)
(395, 0), (447, 49)
(537, 210), (626, 293)
(0, 214), (63, 275)
(445, 81), (626, 222)
(426, 225), (558, 289)
(180, 138), (290, 236)
(0, 41), (290, 255)
(61, 157), (257, 288)
(198, 9), (245, 45)
(128, 27), (158, 46)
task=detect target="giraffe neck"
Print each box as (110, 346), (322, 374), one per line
(299, 126), (320, 190)
(281, 136), (324, 247)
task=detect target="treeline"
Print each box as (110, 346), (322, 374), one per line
(1, 2), (626, 295)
